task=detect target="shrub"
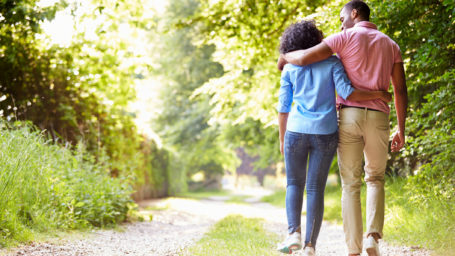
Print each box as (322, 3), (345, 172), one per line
(0, 121), (133, 246)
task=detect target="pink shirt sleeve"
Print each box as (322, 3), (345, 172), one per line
(323, 31), (347, 54)
(393, 42), (403, 63)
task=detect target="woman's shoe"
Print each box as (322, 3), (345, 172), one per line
(304, 246), (315, 256)
(277, 232), (302, 254)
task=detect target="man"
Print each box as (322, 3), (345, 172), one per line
(277, 1), (408, 256)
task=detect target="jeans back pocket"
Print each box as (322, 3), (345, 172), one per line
(315, 132), (339, 153)
(284, 131), (303, 154)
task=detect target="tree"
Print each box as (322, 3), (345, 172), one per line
(181, 0), (340, 166)
(152, 0), (239, 192)
(181, 0), (454, 199)
(370, 0), (455, 203)
(0, 0), (170, 196)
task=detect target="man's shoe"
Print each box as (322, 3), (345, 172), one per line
(303, 246), (315, 256)
(277, 232), (302, 254)
(365, 236), (381, 256)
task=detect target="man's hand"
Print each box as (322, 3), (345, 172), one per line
(391, 62), (408, 153)
(379, 91), (392, 103)
(277, 54), (287, 71)
(391, 130), (405, 152)
(279, 42), (333, 69)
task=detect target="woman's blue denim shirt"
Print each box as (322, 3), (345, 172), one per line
(277, 56), (354, 135)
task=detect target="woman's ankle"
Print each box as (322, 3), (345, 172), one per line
(289, 227), (301, 235)
(367, 232), (381, 242)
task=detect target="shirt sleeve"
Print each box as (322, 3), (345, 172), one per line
(323, 31), (347, 54)
(276, 68), (293, 113)
(332, 58), (355, 100)
(393, 42), (403, 63)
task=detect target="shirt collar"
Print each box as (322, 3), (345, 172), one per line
(354, 21), (377, 30)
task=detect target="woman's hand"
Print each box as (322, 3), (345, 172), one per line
(379, 91), (392, 103)
(280, 140), (284, 155)
(278, 113), (289, 156)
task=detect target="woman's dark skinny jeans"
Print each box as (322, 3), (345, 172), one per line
(284, 130), (338, 248)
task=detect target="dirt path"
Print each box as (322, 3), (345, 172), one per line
(1, 201), (214, 256)
(2, 188), (432, 256)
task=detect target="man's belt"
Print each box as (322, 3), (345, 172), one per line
(340, 104), (381, 112)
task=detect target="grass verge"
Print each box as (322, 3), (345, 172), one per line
(0, 122), (133, 247)
(177, 190), (251, 204)
(383, 178), (454, 255)
(182, 215), (281, 256)
(177, 189), (230, 200)
(260, 185), (351, 223)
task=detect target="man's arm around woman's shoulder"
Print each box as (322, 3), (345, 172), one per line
(277, 42), (334, 71)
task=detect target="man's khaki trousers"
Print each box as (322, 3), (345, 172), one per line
(337, 107), (389, 254)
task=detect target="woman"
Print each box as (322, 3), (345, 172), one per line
(276, 20), (391, 255)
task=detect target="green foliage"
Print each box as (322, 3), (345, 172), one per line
(0, 121), (133, 246)
(187, 0), (454, 213)
(0, 0), (452, 249)
(181, 0), (344, 166)
(369, 0), (455, 211)
(385, 178), (454, 254)
(407, 148), (455, 205)
(0, 0), (93, 142)
(152, 0), (239, 191)
(189, 0), (312, 125)
(371, 0), (455, 169)
(0, 0), (169, 199)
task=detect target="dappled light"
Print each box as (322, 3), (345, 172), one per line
(0, 0), (453, 255)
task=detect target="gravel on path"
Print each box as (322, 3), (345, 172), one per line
(2, 205), (214, 256)
(1, 189), (433, 256)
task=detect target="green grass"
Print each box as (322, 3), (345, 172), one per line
(225, 195), (251, 204)
(177, 189), (230, 200)
(177, 189), (251, 204)
(260, 185), (351, 223)
(182, 215), (281, 256)
(321, 185), (343, 224)
(383, 179), (454, 255)
(261, 190), (286, 207)
(260, 179), (454, 255)
(144, 204), (170, 211)
(0, 122), (133, 247)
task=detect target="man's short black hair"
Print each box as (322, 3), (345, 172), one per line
(344, 0), (370, 21)
(279, 20), (323, 54)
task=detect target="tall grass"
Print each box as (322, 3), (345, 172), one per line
(384, 178), (454, 255)
(0, 122), (133, 246)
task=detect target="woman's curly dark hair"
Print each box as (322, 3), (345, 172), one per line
(279, 20), (323, 54)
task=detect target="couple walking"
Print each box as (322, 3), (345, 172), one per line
(276, 1), (408, 255)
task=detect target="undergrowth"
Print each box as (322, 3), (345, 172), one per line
(0, 121), (134, 247)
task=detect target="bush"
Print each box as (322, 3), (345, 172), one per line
(0, 121), (133, 246)
(406, 149), (455, 206)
